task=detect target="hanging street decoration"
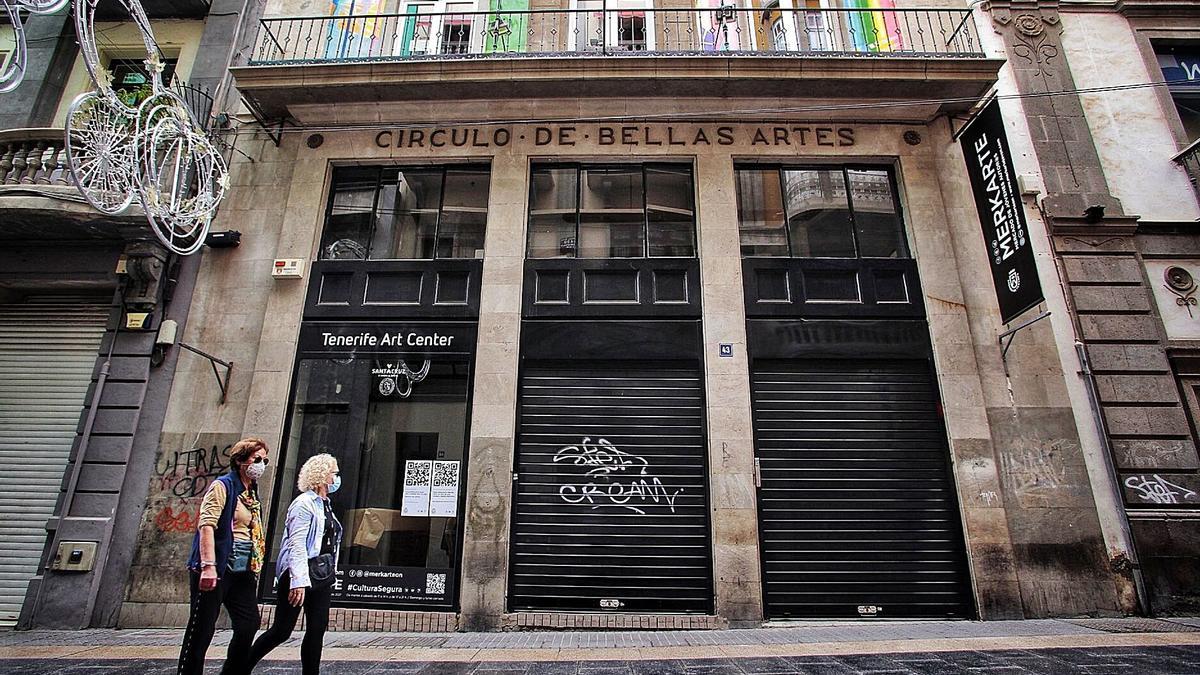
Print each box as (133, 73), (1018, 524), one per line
(0, 0), (229, 255)
(63, 0), (229, 255)
(0, 0), (70, 93)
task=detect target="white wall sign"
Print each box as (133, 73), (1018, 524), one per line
(401, 460), (432, 517)
(429, 460), (460, 517)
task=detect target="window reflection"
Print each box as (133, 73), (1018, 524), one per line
(848, 169), (905, 258)
(319, 165), (490, 261)
(735, 169), (788, 256)
(527, 163), (696, 259)
(272, 358), (470, 607)
(735, 165), (908, 260)
(784, 168), (854, 258)
(322, 168), (378, 260)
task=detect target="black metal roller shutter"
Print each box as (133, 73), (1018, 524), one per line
(753, 359), (973, 619)
(509, 362), (713, 613)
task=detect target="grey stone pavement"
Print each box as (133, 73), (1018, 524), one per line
(1, 617), (1199, 673)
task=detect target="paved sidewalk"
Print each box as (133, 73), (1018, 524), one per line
(0, 617), (1197, 666)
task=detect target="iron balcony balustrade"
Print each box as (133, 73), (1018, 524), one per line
(1174, 137), (1200, 207)
(249, 7), (983, 65)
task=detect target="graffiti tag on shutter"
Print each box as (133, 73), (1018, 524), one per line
(553, 437), (684, 515)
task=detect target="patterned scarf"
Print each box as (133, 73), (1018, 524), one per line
(239, 489), (265, 575)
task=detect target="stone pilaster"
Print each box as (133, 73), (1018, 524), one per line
(694, 154), (763, 625)
(988, 1), (1125, 220)
(458, 151), (527, 630)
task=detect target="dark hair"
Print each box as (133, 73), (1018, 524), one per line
(229, 437), (268, 466)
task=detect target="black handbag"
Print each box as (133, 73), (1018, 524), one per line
(307, 501), (338, 590)
(307, 553), (336, 590)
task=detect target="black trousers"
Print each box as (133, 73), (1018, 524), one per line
(177, 570), (260, 675)
(247, 571), (333, 675)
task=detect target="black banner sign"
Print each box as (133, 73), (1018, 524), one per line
(961, 99), (1044, 324)
(298, 322), (476, 356)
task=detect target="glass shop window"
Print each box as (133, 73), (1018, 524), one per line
(735, 165), (907, 259)
(527, 163), (696, 258)
(319, 165), (490, 260)
(270, 356), (471, 608)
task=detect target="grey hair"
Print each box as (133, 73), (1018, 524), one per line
(297, 453), (338, 492)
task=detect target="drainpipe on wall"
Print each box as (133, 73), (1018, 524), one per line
(1075, 340), (1151, 615)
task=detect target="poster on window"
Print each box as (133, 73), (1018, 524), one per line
(370, 359), (431, 401)
(336, 565), (453, 604)
(401, 460), (432, 516)
(429, 460), (460, 517)
(960, 99), (1044, 325)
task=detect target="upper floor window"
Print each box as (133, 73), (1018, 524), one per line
(1156, 44), (1200, 141)
(527, 163), (696, 259)
(320, 165), (490, 260)
(735, 166), (907, 259)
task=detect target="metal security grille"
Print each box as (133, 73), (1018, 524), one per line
(0, 297), (109, 623)
(752, 360), (973, 619)
(510, 363), (712, 613)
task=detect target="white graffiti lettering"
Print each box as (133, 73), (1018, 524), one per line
(1124, 474), (1199, 505)
(553, 437), (683, 515)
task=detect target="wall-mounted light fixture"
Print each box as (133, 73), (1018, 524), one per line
(205, 230), (242, 248)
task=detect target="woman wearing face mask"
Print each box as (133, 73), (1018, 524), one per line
(178, 437), (270, 675)
(246, 453), (343, 674)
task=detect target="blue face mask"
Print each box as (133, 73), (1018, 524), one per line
(328, 474), (341, 494)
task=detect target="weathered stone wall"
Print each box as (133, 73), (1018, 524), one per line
(119, 109), (1132, 625)
(986, 0), (1200, 615)
(118, 130), (304, 627)
(122, 433), (241, 612)
(1058, 11), (1200, 223)
(925, 109), (1123, 617)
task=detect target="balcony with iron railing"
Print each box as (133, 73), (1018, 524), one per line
(1175, 137), (1200, 208)
(0, 80), (216, 240)
(233, 6), (1002, 126)
(250, 7), (982, 64)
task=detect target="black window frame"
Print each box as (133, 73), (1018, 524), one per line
(526, 161), (698, 260)
(319, 163), (492, 261)
(734, 164), (910, 260)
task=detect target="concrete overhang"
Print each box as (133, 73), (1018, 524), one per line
(0, 186), (147, 242)
(232, 55), (1005, 126)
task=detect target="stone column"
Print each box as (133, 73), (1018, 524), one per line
(459, 150), (528, 630)
(694, 154), (763, 625)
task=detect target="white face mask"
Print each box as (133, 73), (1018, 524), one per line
(245, 460), (267, 481)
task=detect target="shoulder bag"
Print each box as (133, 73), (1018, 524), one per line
(307, 499), (338, 590)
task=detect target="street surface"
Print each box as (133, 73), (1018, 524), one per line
(0, 617), (1196, 673)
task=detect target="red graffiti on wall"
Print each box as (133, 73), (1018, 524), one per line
(154, 505), (199, 533)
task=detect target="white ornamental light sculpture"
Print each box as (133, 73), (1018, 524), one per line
(0, 0), (71, 93)
(62, 0), (228, 255)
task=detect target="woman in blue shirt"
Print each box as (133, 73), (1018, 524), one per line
(247, 453), (342, 674)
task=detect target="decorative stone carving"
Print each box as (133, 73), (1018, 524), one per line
(991, 7), (1062, 80)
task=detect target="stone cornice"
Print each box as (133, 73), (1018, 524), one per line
(1115, 0), (1200, 18)
(985, 0), (1200, 17)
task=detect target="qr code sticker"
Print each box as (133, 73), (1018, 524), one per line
(426, 573), (446, 595)
(405, 461), (431, 486)
(432, 462), (458, 487)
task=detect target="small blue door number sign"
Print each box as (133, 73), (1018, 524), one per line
(718, 343), (734, 358)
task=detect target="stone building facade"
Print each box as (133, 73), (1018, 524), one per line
(7, 0), (1190, 632)
(113, 0), (1152, 630)
(980, 0), (1200, 614)
(0, 0), (261, 629)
